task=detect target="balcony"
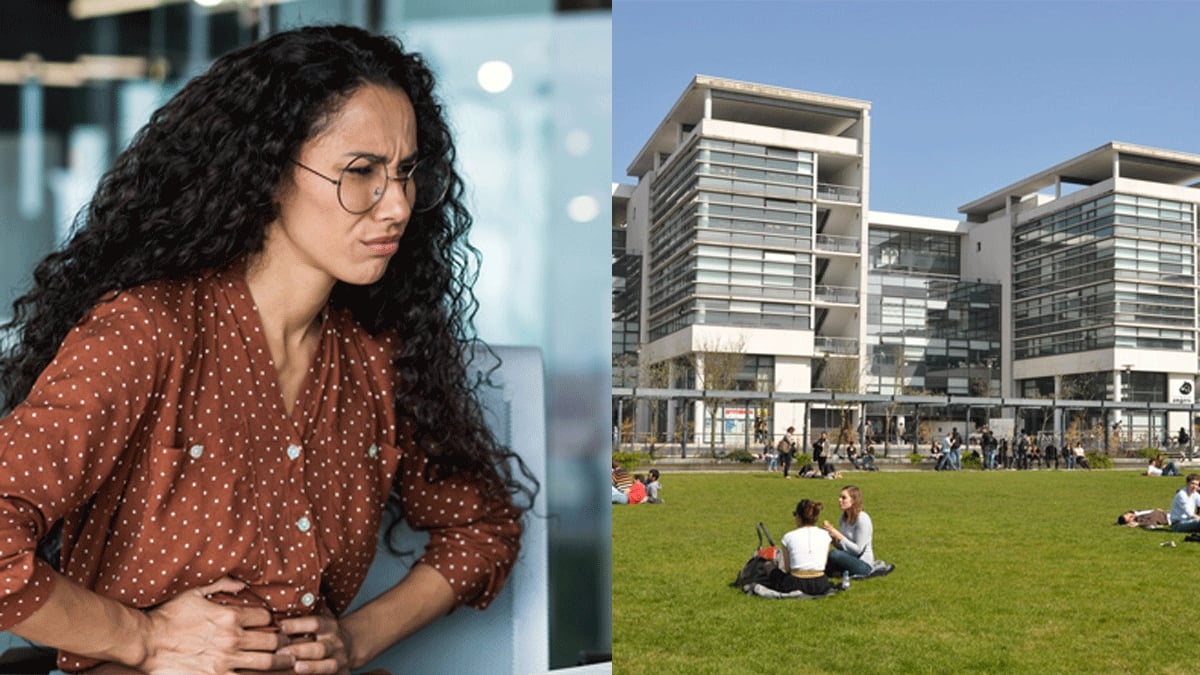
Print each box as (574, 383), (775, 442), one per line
(814, 233), (860, 254)
(815, 336), (859, 355)
(814, 284), (860, 305)
(816, 182), (861, 203)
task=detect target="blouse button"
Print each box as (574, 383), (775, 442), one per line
(300, 592), (316, 607)
(367, 444), (379, 459)
(296, 516), (312, 533)
(188, 445), (204, 459)
(286, 444), (302, 460)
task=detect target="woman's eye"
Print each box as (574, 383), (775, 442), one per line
(345, 166), (374, 176)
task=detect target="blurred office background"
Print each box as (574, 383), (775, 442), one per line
(0, 0), (611, 668)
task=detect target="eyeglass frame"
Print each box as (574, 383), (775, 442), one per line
(290, 154), (447, 214)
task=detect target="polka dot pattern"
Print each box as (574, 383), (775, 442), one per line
(0, 267), (521, 671)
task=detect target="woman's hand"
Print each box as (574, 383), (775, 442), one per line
(137, 577), (294, 674)
(821, 521), (842, 542)
(277, 608), (355, 674)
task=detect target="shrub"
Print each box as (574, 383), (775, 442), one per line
(612, 450), (651, 471)
(962, 454), (982, 470)
(1086, 452), (1114, 469)
(793, 452), (812, 466)
(907, 452), (924, 465)
(723, 449), (756, 464)
(1137, 447), (1159, 460)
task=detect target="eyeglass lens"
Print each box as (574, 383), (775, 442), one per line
(337, 155), (449, 214)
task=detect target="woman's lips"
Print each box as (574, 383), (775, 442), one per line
(363, 238), (400, 256)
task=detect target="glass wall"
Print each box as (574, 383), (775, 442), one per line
(866, 228), (1000, 397)
(1013, 192), (1197, 358)
(0, 0), (610, 668)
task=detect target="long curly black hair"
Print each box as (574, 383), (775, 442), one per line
(0, 25), (536, 524)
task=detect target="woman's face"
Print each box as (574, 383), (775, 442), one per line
(268, 84), (419, 287)
(838, 491), (853, 512)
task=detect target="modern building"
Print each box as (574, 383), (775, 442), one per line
(960, 142), (1200, 441)
(616, 75), (872, 444)
(615, 74), (1200, 449)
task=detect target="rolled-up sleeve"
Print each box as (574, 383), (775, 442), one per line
(0, 294), (158, 630)
(397, 435), (523, 610)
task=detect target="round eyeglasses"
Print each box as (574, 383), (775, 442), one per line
(291, 154), (450, 214)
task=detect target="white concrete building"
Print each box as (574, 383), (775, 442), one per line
(961, 142), (1200, 441)
(615, 76), (1200, 449)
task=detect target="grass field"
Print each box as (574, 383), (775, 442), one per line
(612, 468), (1196, 674)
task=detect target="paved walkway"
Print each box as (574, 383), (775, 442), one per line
(643, 455), (1167, 473)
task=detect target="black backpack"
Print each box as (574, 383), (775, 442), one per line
(731, 522), (779, 592)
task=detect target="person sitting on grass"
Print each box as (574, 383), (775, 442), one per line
(931, 436), (948, 471)
(628, 474), (647, 505)
(1169, 474), (1200, 532)
(822, 486), (895, 580)
(645, 469), (664, 504)
(860, 445), (879, 471)
(847, 442), (862, 470)
(763, 499), (837, 597)
(611, 460), (633, 504)
(1116, 509), (1170, 529)
(1073, 443), (1091, 470)
(1147, 453), (1181, 477)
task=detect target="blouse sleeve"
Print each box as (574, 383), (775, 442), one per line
(838, 512), (873, 558)
(0, 293), (159, 630)
(395, 421), (523, 610)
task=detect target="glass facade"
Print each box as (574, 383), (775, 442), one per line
(1013, 193), (1197, 358)
(866, 228), (1000, 396)
(611, 224), (641, 384)
(647, 137), (815, 339)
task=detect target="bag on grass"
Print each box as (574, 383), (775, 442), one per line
(731, 522), (779, 591)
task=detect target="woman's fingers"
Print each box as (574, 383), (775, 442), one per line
(278, 613), (350, 675)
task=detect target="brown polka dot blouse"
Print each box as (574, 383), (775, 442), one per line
(0, 267), (522, 671)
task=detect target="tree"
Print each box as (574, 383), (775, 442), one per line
(612, 352), (638, 388)
(686, 334), (747, 457)
(819, 355), (865, 453)
(638, 359), (671, 456)
(879, 343), (913, 455)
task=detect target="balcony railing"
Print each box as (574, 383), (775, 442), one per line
(816, 182), (861, 203)
(814, 233), (861, 254)
(815, 336), (859, 355)
(814, 284), (859, 305)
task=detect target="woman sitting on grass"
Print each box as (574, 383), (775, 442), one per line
(1147, 453), (1181, 477)
(764, 499), (837, 596)
(822, 486), (895, 580)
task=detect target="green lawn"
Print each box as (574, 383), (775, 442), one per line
(612, 469), (1195, 674)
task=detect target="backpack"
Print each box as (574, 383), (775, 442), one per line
(776, 437), (792, 457)
(731, 522), (779, 592)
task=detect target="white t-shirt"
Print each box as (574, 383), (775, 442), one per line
(780, 526), (832, 573)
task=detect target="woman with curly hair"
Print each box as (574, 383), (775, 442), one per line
(0, 24), (535, 673)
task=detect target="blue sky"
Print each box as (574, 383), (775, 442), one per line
(613, 0), (1200, 218)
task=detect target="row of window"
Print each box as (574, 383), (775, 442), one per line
(696, 176), (815, 201)
(1013, 193), (1198, 357)
(869, 229), (959, 276)
(1014, 324), (1196, 358)
(701, 138), (815, 162)
(702, 149), (813, 174)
